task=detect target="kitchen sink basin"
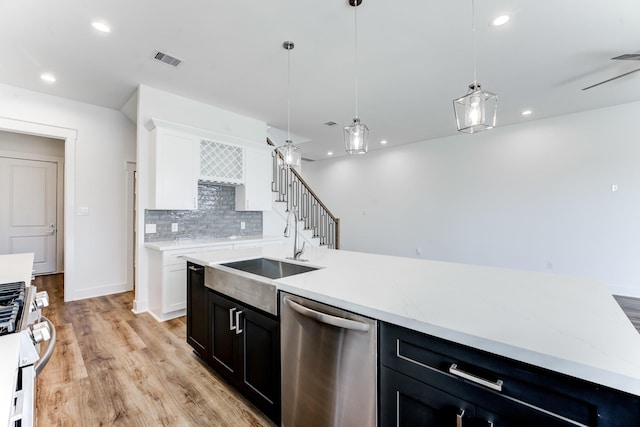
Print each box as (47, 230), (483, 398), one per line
(206, 258), (319, 316)
(221, 257), (319, 279)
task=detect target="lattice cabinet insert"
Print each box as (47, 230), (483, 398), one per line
(200, 140), (244, 184)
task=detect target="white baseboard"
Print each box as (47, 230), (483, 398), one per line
(132, 299), (148, 314)
(72, 281), (133, 301)
(607, 283), (640, 299)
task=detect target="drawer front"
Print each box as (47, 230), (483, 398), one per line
(380, 322), (640, 427)
(163, 248), (201, 266)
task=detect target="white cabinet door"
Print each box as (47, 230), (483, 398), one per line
(149, 128), (199, 210)
(235, 145), (273, 211)
(162, 264), (188, 312)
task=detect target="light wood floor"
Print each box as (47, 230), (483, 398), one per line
(34, 274), (275, 427)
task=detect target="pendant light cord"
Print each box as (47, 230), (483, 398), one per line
(354, 0), (359, 119)
(287, 46), (291, 141)
(472, 0), (477, 85)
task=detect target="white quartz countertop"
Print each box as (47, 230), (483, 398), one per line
(145, 235), (282, 251)
(0, 252), (34, 286)
(185, 244), (640, 396)
(0, 253), (34, 426)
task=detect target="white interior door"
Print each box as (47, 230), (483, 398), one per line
(0, 157), (57, 274)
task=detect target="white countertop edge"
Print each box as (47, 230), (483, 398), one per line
(277, 283), (640, 397)
(0, 327), (21, 427)
(145, 235), (283, 251)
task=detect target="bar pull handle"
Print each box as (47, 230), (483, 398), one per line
(229, 307), (237, 331)
(284, 296), (370, 332)
(456, 408), (465, 427)
(449, 364), (503, 392)
(34, 316), (56, 377)
(188, 265), (203, 272)
(235, 310), (243, 334)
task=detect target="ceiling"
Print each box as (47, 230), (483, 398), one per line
(1, 0), (640, 160)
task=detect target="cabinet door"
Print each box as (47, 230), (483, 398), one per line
(381, 367), (475, 427)
(240, 307), (280, 424)
(186, 263), (208, 355)
(162, 264), (187, 312)
(150, 128), (198, 210)
(208, 291), (240, 382)
(235, 145), (273, 211)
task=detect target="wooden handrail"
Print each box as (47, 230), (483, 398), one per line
(267, 138), (340, 249)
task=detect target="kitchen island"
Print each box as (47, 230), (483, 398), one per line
(186, 244), (640, 425)
(186, 244), (640, 397)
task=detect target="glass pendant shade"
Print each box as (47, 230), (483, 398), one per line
(279, 139), (301, 168)
(344, 117), (369, 154)
(453, 84), (498, 134)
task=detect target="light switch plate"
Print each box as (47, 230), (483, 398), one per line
(145, 224), (156, 234)
(78, 207), (89, 216)
(171, 223), (178, 232)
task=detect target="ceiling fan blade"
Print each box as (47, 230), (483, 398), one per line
(581, 67), (640, 91)
(612, 54), (640, 61)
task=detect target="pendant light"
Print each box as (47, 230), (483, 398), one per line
(344, 0), (369, 155)
(278, 41), (301, 168)
(453, 0), (498, 133)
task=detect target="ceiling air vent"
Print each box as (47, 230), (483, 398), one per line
(324, 121), (337, 127)
(153, 50), (183, 67)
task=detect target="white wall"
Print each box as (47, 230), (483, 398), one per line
(302, 102), (640, 297)
(0, 83), (136, 299)
(134, 85), (268, 313)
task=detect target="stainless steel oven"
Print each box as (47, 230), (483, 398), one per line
(1, 281), (55, 427)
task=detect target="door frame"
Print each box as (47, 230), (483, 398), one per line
(0, 151), (65, 273)
(0, 117), (77, 302)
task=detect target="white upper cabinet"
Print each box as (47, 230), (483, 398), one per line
(147, 118), (273, 211)
(149, 122), (199, 210)
(199, 139), (244, 184)
(235, 144), (273, 211)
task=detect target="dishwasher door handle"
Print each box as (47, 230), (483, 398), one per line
(284, 296), (370, 332)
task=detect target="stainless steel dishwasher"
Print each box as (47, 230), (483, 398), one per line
(280, 292), (377, 427)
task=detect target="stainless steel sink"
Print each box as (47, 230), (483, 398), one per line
(221, 257), (319, 279)
(205, 258), (319, 316)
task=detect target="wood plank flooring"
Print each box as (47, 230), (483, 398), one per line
(34, 274), (275, 427)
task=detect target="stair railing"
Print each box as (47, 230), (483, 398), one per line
(267, 139), (340, 249)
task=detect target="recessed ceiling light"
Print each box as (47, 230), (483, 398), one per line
(522, 110), (533, 116)
(91, 21), (111, 33)
(491, 15), (510, 27)
(380, 140), (387, 145)
(327, 151), (334, 156)
(40, 73), (56, 83)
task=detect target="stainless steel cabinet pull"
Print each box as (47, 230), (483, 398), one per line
(456, 408), (465, 427)
(284, 296), (370, 332)
(235, 310), (243, 334)
(449, 364), (503, 392)
(188, 265), (203, 272)
(229, 307), (237, 331)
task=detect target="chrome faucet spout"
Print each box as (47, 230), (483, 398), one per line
(284, 209), (306, 261)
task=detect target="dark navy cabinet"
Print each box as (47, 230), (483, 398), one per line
(379, 322), (640, 427)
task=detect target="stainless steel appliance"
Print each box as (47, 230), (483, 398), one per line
(280, 292), (377, 427)
(1, 281), (55, 427)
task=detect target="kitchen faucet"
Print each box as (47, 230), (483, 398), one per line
(284, 209), (306, 261)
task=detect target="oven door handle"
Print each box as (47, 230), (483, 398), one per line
(34, 316), (56, 377)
